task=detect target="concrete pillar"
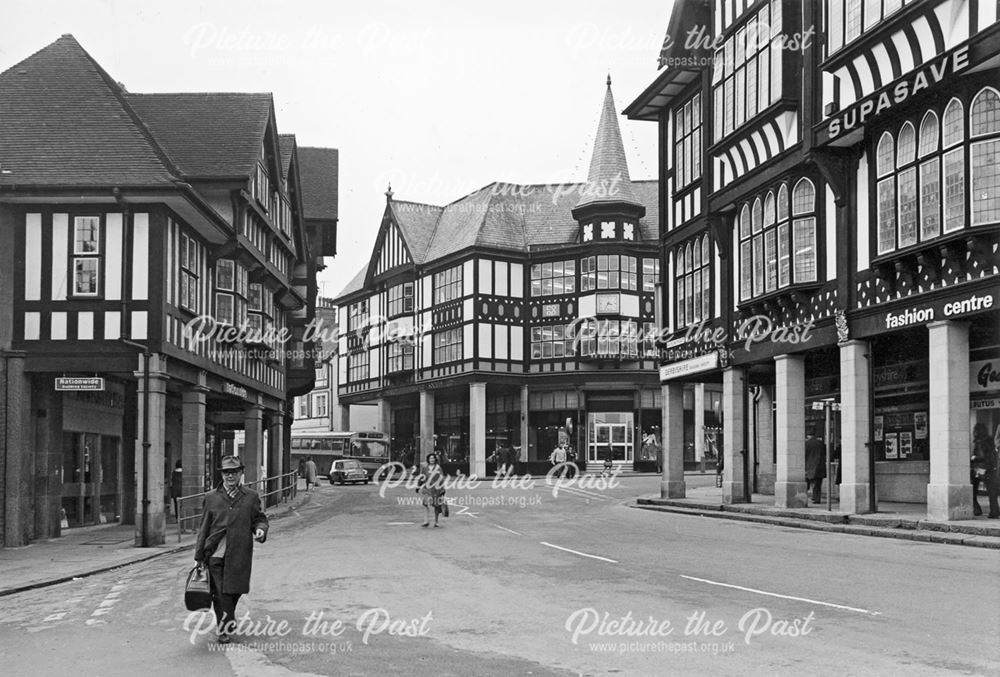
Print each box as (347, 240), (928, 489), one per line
(419, 389), (434, 466)
(661, 383), (686, 498)
(839, 340), (871, 514)
(755, 385), (776, 495)
(32, 374), (63, 540)
(134, 353), (169, 546)
(722, 367), (747, 503)
(2, 350), (32, 546)
(267, 412), (283, 507)
(243, 399), (264, 486)
(520, 385), (529, 463)
(180, 375), (208, 526)
(927, 321), (972, 521)
(378, 398), (392, 440)
(470, 383), (486, 477)
(774, 354), (807, 508)
(694, 383), (705, 464)
(337, 404), (350, 432)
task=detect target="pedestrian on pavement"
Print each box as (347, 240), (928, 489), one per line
(418, 452), (446, 527)
(297, 457), (306, 480)
(170, 459), (183, 519)
(972, 423), (999, 518)
(194, 455), (268, 644)
(305, 456), (318, 491)
(549, 443), (567, 466)
(602, 446), (614, 477)
(805, 427), (826, 504)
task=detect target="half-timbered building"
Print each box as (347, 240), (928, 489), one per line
(628, 0), (1000, 521)
(334, 80), (663, 475)
(0, 35), (337, 546)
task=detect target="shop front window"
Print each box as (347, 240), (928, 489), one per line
(587, 412), (634, 464)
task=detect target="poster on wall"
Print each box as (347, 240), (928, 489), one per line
(885, 433), (899, 459)
(874, 416), (884, 442)
(914, 412), (927, 440)
(900, 432), (913, 457)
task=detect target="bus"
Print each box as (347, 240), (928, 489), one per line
(290, 431), (390, 479)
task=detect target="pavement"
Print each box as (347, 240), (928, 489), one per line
(634, 477), (1000, 548)
(0, 483), (311, 597)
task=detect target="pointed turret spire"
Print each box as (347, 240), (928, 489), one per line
(575, 75), (641, 211)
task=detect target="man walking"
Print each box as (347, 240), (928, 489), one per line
(804, 427), (826, 504)
(195, 455), (269, 644)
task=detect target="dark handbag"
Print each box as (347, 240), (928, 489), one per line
(441, 500), (449, 518)
(185, 564), (212, 611)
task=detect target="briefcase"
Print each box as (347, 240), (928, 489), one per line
(184, 564), (212, 611)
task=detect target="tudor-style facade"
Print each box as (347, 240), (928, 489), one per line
(335, 81), (664, 475)
(628, 0), (1000, 520)
(0, 36), (337, 547)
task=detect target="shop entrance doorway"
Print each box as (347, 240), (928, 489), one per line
(588, 413), (634, 466)
(61, 432), (120, 527)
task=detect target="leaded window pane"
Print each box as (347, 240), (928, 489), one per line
(943, 99), (964, 147)
(877, 178), (896, 254)
(972, 139), (1000, 224)
(944, 147), (966, 232)
(897, 122), (916, 166)
(920, 158), (941, 240)
(793, 218), (817, 283)
(897, 167), (918, 248)
(971, 89), (1000, 136)
(918, 111), (939, 157)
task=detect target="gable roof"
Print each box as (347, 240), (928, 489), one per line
(0, 34), (178, 187)
(127, 92), (273, 178)
(278, 134), (296, 181)
(297, 147), (339, 221)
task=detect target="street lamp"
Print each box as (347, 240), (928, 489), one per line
(811, 397), (841, 511)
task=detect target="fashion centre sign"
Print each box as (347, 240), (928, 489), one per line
(823, 46), (970, 142)
(854, 289), (997, 337)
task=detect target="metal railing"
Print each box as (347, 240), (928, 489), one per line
(176, 470), (300, 543)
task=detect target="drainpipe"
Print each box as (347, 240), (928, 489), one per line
(114, 188), (150, 546)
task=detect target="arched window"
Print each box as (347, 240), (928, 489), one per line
(790, 179), (817, 283)
(876, 132), (895, 177)
(971, 87), (1000, 225)
(918, 111), (939, 158)
(701, 235), (711, 320)
(701, 234), (710, 265)
(685, 243), (693, 272)
(792, 178), (815, 215)
(777, 183), (789, 221)
(896, 122), (916, 166)
(763, 191), (776, 227)
(739, 204), (751, 239)
(896, 122), (918, 248)
(942, 98), (965, 147)
(752, 198), (763, 234)
(971, 88), (1000, 136)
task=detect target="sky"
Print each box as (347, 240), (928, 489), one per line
(1, 0), (672, 299)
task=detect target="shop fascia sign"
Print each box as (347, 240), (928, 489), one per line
(223, 382), (248, 399)
(660, 352), (719, 382)
(856, 289), (996, 336)
(55, 377), (105, 391)
(660, 315), (816, 371)
(971, 359), (1000, 394)
(821, 45), (970, 143)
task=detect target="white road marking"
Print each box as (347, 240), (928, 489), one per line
(455, 505), (479, 518)
(679, 575), (881, 616)
(540, 541), (618, 564)
(494, 525), (522, 536)
(98, 599), (117, 608)
(84, 618), (107, 626)
(554, 486), (613, 501)
(43, 612), (66, 622)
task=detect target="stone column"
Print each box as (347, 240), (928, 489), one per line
(520, 385), (529, 463)
(755, 385), (776, 495)
(337, 404), (350, 432)
(243, 398), (264, 486)
(31, 374), (62, 541)
(722, 367), (747, 503)
(134, 353), (169, 546)
(774, 354), (807, 508)
(267, 412), (284, 507)
(378, 398), (392, 440)
(419, 389), (434, 466)
(2, 350), (31, 546)
(839, 340), (871, 514)
(694, 383), (705, 466)
(927, 321), (971, 521)
(470, 382), (487, 477)
(180, 375), (208, 527)
(661, 382), (685, 498)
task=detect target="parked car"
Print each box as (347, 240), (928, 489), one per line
(329, 459), (369, 485)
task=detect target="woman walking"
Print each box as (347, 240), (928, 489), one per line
(418, 453), (447, 527)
